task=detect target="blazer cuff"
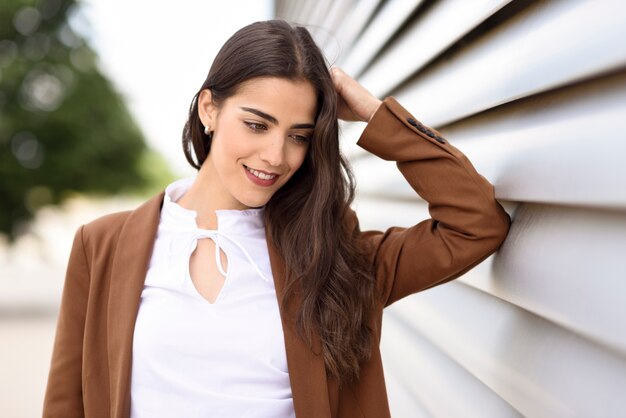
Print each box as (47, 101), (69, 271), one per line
(356, 96), (451, 161)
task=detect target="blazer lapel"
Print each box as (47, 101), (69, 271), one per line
(107, 190), (164, 418)
(106, 189), (331, 418)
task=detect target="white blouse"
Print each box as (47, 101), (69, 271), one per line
(130, 176), (295, 418)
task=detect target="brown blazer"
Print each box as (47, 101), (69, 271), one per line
(43, 96), (511, 418)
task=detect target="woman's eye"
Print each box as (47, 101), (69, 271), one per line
(290, 134), (311, 144)
(244, 121), (266, 131)
(245, 121), (310, 143)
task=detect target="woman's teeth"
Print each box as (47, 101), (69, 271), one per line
(245, 166), (277, 180)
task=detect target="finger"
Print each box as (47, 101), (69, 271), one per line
(330, 67), (343, 93)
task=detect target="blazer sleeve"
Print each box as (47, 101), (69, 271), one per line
(43, 225), (89, 417)
(351, 96), (511, 308)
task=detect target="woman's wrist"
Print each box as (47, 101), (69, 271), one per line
(367, 99), (383, 123)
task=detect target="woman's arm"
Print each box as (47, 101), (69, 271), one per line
(42, 225), (90, 417)
(353, 97), (511, 307)
(331, 67), (511, 308)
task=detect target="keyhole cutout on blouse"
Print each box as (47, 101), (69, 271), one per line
(189, 237), (229, 304)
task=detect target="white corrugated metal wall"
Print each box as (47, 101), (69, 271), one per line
(274, 0), (626, 417)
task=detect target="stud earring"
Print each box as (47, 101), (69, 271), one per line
(204, 125), (211, 135)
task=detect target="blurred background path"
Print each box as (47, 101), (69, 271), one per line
(0, 194), (141, 417)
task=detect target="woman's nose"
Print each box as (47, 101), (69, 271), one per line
(258, 137), (286, 167)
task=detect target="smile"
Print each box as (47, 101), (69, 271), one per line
(244, 165), (278, 180)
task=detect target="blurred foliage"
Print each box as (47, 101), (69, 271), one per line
(0, 0), (174, 242)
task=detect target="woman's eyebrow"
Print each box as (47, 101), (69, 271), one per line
(240, 106), (315, 129)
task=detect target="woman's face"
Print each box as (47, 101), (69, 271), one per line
(198, 77), (317, 210)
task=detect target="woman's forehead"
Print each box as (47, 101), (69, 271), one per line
(228, 77), (317, 121)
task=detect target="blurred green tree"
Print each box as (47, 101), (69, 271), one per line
(0, 0), (174, 242)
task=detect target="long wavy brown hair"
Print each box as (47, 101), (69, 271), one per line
(182, 19), (377, 387)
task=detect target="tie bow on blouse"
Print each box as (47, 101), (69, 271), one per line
(164, 226), (271, 283)
(158, 176), (272, 286)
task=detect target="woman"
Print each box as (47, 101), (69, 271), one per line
(43, 19), (511, 418)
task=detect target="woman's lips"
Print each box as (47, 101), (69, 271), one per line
(244, 165), (279, 187)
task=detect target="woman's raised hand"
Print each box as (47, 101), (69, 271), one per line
(330, 66), (382, 123)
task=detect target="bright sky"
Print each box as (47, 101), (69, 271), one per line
(75, 0), (273, 176)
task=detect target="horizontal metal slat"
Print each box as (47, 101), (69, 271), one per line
(391, 0), (626, 127)
(459, 203), (626, 358)
(389, 282), (626, 417)
(339, 0), (424, 76)
(429, 72), (626, 208)
(360, 0), (511, 98)
(321, 0), (382, 62)
(382, 362), (432, 418)
(307, 0), (355, 54)
(381, 314), (523, 417)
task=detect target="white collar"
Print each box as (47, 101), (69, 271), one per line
(162, 175), (265, 234)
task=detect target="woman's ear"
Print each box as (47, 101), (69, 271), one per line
(198, 89), (218, 129)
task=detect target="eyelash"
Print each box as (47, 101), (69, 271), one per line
(244, 121), (310, 144)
